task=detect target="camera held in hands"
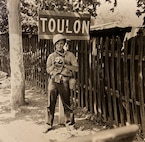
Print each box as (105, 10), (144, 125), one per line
(54, 56), (64, 67)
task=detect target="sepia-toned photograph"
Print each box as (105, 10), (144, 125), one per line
(0, 0), (145, 141)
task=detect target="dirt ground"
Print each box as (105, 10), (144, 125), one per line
(0, 80), (143, 142)
(0, 81), (104, 142)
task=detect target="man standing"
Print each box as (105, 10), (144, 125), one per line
(43, 34), (79, 133)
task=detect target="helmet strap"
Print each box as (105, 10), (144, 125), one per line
(55, 50), (66, 57)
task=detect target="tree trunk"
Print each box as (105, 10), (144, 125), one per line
(7, 0), (25, 109)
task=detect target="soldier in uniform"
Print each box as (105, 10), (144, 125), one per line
(43, 34), (79, 133)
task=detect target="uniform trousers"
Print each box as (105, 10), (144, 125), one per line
(45, 77), (74, 126)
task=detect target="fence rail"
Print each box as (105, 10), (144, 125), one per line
(0, 33), (145, 135)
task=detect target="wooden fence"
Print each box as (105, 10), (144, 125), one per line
(87, 32), (145, 135)
(0, 33), (145, 135)
(0, 34), (10, 74)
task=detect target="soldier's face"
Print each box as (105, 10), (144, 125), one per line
(55, 40), (65, 52)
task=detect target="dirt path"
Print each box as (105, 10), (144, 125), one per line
(0, 84), (101, 142)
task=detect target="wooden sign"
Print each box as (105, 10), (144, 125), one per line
(39, 10), (90, 40)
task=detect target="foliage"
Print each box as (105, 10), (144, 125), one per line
(20, 0), (38, 33)
(20, 0), (102, 33)
(0, 0), (8, 33)
(0, 0), (144, 33)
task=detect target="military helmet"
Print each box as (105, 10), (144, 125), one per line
(53, 34), (66, 45)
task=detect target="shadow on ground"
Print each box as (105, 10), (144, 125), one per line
(0, 84), (143, 142)
(0, 85), (47, 125)
(0, 85), (100, 131)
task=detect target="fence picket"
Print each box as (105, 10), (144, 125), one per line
(105, 37), (113, 121)
(91, 38), (97, 114)
(96, 37), (102, 116)
(130, 38), (138, 124)
(110, 37), (118, 125)
(85, 40), (89, 110)
(116, 37), (124, 125)
(124, 39), (131, 124)
(77, 41), (81, 107)
(138, 34), (145, 136)
(80, 41), (85, 108)
(100, 37), (107, 121)
(88, 41), (93, 112)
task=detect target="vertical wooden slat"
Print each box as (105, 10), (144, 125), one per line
(40, 39), (43, 89)
(24, 36), (26, 81)
(117, 37), (124, 126)
(89, 41), (93, 113)
(31, 36), (34, 83)
(130, 38), (138, 124)
(38, 39), (41, 88)
(72, 40), (77, 107)
(28, 36), (31, 82)
(32, 37), (36, 86)
(138, 34), (145, 136)
(33, 37), (37, 86)
(34, 40), (38, 87)
(124, 40), (131, 124)
(26, 36), (29, 81)
(85, 40), (89, 110)
(110, 37), (118, 125)
(77, 41), (81, 107)
(100, 37), (107, 121)
(92, 37), (97, 114)
(105, 37), (113, 121)
(45, 39), (49, 92)
(39, 39), (43, 88)
(96, 37), (101, 116)
(80, 41), (84, 108)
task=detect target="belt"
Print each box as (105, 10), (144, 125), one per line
(61, 75), (70, 82)
(49, 74), (69, 78)
(49, 74), (70, 83)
